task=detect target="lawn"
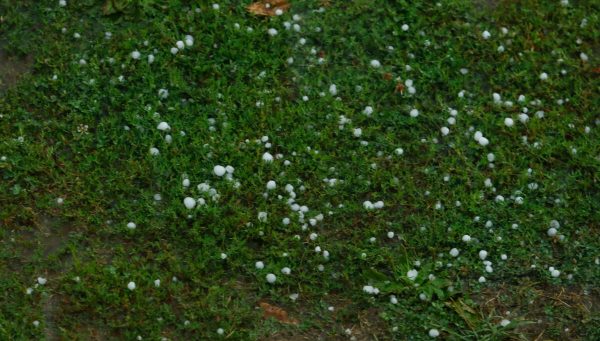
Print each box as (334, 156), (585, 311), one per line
(0, 0), (599, 340)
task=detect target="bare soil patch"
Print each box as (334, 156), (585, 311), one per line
(0, 47), (33, 91)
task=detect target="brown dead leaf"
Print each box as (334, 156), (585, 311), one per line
(259, 302), (299, 325)
(247, 0), (290, 17)
(394, 83), (405, 94)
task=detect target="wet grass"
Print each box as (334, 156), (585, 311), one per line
(0, 0), (599, 340)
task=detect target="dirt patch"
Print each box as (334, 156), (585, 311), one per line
(39, 294), (115, 341)
(35, 215), (76, 341)
(261, 296), (389, 341)
(263, 330), (330, 341)
(1, 211), (76, 341)
(18, 213), (75, 340)
(42, 293), (60, 341)
(3, 212), (74, 271)
(475, 282), (600, 339)
(472, 0), (501, 10)
(354, 307), (389, 340)
(0, 47), (33, 91)
(34, 214), (75, 258)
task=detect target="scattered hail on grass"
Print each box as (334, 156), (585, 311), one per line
(363, 200), (384, 210)
(7, 1), (596, 338)
(363, 285), (380, 294)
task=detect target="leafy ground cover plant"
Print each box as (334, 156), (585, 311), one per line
(0, 0), (598, 339)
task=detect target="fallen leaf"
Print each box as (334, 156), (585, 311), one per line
(247, 0), (290, 17)
(259, 302), (299, 325)
(394, 83), (405, 94)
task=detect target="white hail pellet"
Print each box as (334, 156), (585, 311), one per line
(157, 122), (170, 131)
(127, 281), (136, 290)
(370, 59), (381, 68)
(213, 165), (226, 176)
(183, 197), (196, 209)
(262, 152), (274, 162)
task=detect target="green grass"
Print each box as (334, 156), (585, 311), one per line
(1, 0), (599, 339)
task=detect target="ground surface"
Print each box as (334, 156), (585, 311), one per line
(0, 0), (599, 340)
